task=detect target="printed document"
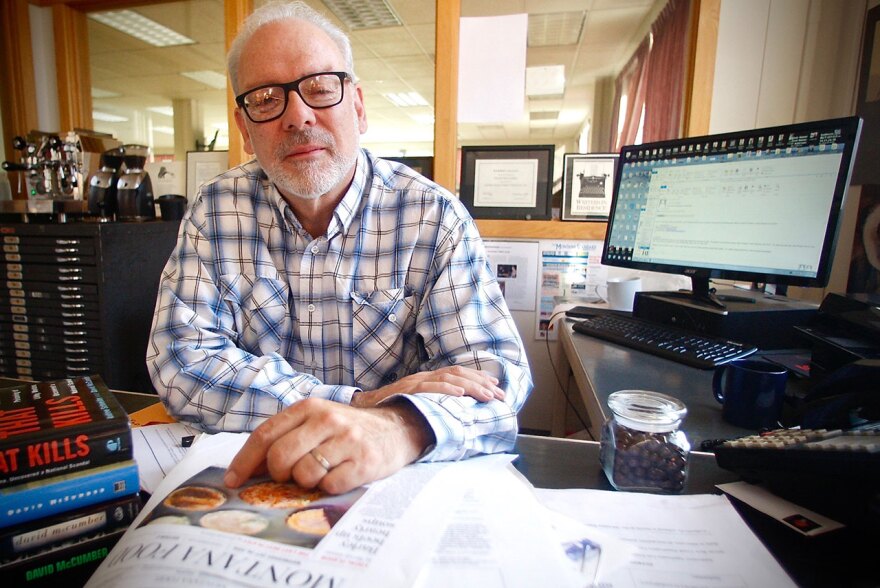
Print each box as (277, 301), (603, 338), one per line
(536, 487), (796, 587)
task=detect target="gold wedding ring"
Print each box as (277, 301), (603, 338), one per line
(310, 448), (332, 471)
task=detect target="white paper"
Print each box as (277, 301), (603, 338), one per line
(474, 159), (538, 208)
(718, 481), (844, 536)
(414, 464), (582, 588)
(458, 15), (527, 123)
(535, 488), (797, 588)
(131, 423), (201, 494)
(484, 240), (540, 311)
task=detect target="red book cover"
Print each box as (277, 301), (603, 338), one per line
(0, 375), (132, 489)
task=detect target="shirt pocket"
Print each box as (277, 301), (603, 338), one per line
(351, 287), (415, 389)
(220, 274), (291, 355)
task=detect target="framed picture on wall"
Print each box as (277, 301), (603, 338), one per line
(561, 153), (618, 221)
(459, 145), (554, 220)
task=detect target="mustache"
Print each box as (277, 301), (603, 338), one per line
(275, 128), (335, 155)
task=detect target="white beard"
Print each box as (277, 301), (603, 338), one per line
(266, 115), (360, 200)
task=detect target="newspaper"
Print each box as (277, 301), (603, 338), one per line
(86, 433), (586, 587)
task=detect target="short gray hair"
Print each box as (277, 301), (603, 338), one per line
(227, 1), (355, 95)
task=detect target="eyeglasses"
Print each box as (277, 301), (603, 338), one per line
(235, 71), (352, 123)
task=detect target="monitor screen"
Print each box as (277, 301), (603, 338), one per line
(602, 117), (862, 308)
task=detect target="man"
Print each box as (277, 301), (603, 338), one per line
(146, 0), (531, 495)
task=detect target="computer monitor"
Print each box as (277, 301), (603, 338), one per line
(602, 116), (863, 309)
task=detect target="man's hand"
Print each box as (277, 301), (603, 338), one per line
(351, 365), (505, 408)
(223, 397), (434, 495)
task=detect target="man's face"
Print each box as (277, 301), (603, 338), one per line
(233, 19), (367, 201)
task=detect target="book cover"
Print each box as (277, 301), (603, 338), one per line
(1, 493), (140, 559)
(0, 375), (132, 488)
(0, 527), (126, 587)
(0, 460), (139, 529)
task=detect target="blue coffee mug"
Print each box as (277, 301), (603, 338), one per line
(713, 359), (788, 430)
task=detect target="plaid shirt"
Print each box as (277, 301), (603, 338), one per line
(147, 150), (532, 461)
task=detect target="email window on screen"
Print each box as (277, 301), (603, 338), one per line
(629, 150), (843, 277)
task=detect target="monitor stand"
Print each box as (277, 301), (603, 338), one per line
(653, 276), (755, 311)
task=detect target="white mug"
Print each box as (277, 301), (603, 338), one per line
(598, 277), (642, 312)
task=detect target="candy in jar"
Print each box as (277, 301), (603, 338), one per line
(599, 390), (690, 493)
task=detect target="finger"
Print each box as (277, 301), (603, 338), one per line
(263, 413), (336, 482)
(224, 407), (308, 488)
(428, 373), (503, 402)
(317, 459), (365, 495)
(290, 445), (338, 490)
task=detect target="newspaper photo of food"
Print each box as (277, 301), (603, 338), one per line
(142, 467), (365, 549)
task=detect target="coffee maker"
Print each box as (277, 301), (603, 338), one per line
(87, 146), (125, 220)
(116, 144), (155, 221)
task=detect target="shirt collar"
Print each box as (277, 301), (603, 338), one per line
(258, 150), (370, 238)
(329, 149), (370, 236)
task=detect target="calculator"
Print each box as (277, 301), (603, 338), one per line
(713, 427), (880, 483)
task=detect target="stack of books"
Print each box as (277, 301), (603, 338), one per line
(0, 375), (140, 586)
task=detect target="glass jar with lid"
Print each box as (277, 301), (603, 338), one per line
(599, 390), (690, 493)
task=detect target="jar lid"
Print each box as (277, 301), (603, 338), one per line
(607, 390), (687, 433)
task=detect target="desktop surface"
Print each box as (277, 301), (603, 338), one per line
(557, 320), (812, 447)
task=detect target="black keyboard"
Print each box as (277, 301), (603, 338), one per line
(570, 313), (757, 369)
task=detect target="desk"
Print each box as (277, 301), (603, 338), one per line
(15, 387), (862, 587)
(554, 319), (759, 444)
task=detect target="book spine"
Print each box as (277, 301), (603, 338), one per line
(0, 493), (140, 558)
(0, 528), (125, 587)
(0, 425), (133, 489)
(0, 460), (139, 529)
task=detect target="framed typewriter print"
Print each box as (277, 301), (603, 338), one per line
(459, 145), (554, 220)
(561, 153), (618, 221)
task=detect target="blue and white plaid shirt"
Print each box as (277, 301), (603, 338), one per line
(147, 149), (532, 461)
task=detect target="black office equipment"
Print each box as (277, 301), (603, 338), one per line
(601, 117), (862, 315)
(714, 427), (880, 527)
(714, 427), (880, 481)
(794, 292), (880, 376)
(633, 290), (818, 349)
(0, 222), (178, 392)
(570, 312), (757, 369)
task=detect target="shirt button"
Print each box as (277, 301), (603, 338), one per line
(307, 304), (316, 312)
(388, 313), (397, 323)
(311, 245), (319, 254)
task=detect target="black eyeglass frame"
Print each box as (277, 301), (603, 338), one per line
(235, 71), (353, 123)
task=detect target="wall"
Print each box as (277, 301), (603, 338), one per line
(707, 0), (867, 303)
(710, 0), (864, 132)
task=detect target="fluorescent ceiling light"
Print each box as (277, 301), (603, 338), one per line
(528, 12), (585, 47)
(181, 70), (228, 90)
(89, 10), (195, 47)
(92, 111), (129, 123)
(91, 87), (120, 99)
(526, 65), (565, 97)
(147, 106), (174, 116)
(383, 92), (429, 107)
(322, 0), (401, 29)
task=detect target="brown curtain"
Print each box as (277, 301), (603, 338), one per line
(612, 37), (651, 151)
(643, 0), (692, 143)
